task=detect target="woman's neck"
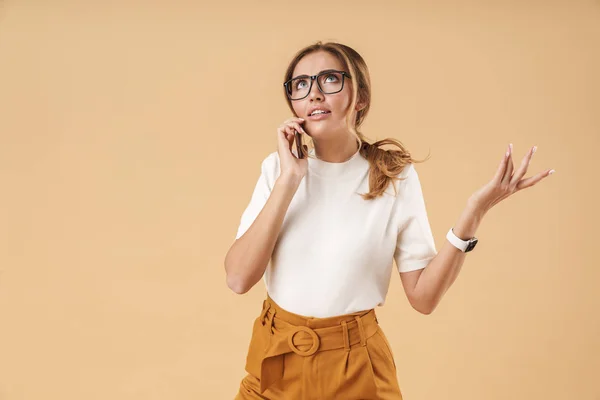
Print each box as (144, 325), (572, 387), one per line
(313, 136), (359, 163)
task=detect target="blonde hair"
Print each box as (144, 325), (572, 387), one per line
(283, 41), (431, 200)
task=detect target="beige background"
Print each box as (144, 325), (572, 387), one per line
(1, 1), (599, 399)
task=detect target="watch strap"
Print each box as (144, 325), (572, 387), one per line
(446, 228), (477, 252)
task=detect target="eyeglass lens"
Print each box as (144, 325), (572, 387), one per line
(286, 72), (344, 100)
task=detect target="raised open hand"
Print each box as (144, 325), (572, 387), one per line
(469, 144), (555, 213)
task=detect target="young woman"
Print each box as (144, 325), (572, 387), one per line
(224, 41), (553, 399)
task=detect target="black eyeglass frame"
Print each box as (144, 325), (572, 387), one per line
(283, 69), (352, 101)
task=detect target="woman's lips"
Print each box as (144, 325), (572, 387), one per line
(307, 112), (331, 120)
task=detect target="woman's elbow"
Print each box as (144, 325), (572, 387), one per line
(226, 274), (251, 294)
(411, 299), (435, 315)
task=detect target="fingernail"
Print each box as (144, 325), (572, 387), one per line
(509, 143), (513, 153)
(549, 169), (555, 175)
(532, 146), (537, 154)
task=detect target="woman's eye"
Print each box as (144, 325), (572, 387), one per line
(296, 79), (308, 89)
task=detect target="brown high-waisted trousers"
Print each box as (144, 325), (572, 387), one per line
(235, 294), (404, 400)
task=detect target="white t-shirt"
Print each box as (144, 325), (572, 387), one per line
(235, 146), (438, 318)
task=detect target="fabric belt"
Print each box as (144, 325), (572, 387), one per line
(255, 297), (379, 394)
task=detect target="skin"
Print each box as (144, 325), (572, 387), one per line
(403, 144), (556, 314)
(284, 50), (366, 164)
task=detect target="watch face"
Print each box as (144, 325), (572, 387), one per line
(465, 238), (478, 252)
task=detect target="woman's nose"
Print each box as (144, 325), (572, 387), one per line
(307, 79), (323, 100)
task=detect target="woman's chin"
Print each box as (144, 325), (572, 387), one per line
(304, 122), (335, 136)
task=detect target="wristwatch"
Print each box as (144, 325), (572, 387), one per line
(446, 228), (478, 252)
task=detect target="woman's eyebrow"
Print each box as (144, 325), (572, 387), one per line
(292, 69), (338, 79)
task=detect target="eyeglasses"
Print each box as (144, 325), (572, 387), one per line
(283, 69), (352, 101)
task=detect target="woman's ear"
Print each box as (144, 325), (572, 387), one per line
(355, 101), (366, 112)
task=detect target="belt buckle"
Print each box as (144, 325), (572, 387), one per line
(287, 326), (320, 356)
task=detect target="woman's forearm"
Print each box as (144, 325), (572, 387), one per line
(413, 201), (486, 313)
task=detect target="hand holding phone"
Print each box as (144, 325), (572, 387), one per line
(277, 117), (308, 179)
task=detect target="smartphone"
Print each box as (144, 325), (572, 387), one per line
(294, 130), (304, 159)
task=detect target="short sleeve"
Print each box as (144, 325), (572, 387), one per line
(393, 164), (438, 273)
(235, 153), (277, 240)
